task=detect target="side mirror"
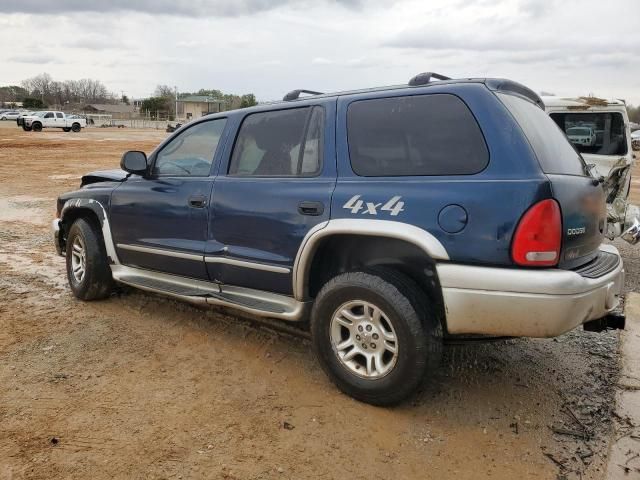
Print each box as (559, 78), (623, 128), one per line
(121, 150), (148, 175)
(632, 139), (640, 152)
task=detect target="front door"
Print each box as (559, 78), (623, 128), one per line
(208, 101), (336, 295)
(110, 117), (228, 279)
(43, 111), (56, 127)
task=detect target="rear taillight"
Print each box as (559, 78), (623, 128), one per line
(511, 199), (562, 267)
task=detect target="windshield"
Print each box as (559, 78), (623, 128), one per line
(567, 127), (591, 136)
(550, 112), (627, 156)
(33, 111), (47, 117)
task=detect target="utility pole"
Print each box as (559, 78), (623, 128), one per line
(174, 86), (178, 121)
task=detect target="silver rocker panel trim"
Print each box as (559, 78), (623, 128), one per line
(204, 256), (291, 274)
(116, 243), (204, 261)
(110, 264), (306, 321)
(117, 244), (290, 273)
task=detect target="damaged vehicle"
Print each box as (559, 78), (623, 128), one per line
(53, 74), (625, 405)
(544, 96), (640, 244)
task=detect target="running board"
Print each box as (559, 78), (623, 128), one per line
(111, 265), (307, 321)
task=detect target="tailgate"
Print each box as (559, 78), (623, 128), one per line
(497, 92), (605, 267)
(547, 174), (605, 267)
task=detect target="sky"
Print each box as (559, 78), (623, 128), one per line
(0, 0), (639, 104)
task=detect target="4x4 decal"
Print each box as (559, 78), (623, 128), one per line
(343, 195), (405, 216)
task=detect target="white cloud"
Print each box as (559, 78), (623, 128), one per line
(0, 0), (638, 105)
(312, 57), (334, 65)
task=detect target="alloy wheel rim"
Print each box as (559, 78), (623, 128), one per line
(70, 236), (86, 283)
(330, 300), (398, 379)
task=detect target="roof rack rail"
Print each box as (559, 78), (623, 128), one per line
(408, 72), (451, 87)
(283, 89), (324, 101)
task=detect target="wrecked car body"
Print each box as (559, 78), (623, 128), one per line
(544, 96), (640, 244)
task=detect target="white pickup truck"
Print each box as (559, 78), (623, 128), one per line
(21, 111), (87, 132)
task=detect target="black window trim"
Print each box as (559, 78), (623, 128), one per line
(226, 105), (325, 179)
(345, 92), (490, 178)
(151, 116), (228, 178)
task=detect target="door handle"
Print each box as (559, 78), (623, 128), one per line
(298, 201), (324, 216)
(188, 195), (207, 208)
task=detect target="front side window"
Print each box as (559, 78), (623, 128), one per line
(228, 107), (324, 177)
(550, 111), (627, 156)
(347, 94), (489, 176)
(44, 112), (54, 119)
(154, 118), (226, 176)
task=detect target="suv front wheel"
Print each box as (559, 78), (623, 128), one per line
(65, 218), (113, 300)
(311, 269), (442, 406)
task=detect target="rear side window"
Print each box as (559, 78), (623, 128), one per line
(228, 106), (324, 177)
(347, 94), (488, 176)
(498, 93), (585, 176)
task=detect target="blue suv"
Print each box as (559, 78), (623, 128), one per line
(53, 73), (625, 405)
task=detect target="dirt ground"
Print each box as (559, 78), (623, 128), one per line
(0, 124), (636, 479)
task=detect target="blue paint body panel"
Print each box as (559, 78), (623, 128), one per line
(109, 176), (213, 279)
(57, 78), (603, 298)
(333, 83), (551, 267)
(206, 98), (337, 294)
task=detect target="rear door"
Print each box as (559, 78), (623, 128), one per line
(498, 93), (605, 267)
(207, 100), (336, 295)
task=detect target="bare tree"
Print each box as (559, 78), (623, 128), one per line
(154, 85), (175, 98)
(20, 73), (113, 106)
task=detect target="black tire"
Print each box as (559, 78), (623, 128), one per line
(71, 123), (81, 132)
(22, 125), (32, 132)
(32, 122), (42, 132)
(65, 218), (113, 300)
(311, 269), (442, 406)
(63, 127), (71, 132)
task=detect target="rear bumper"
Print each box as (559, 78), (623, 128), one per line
(437, 244), (624, 338)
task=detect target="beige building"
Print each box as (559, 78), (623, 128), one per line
(176, 96), (225, 121)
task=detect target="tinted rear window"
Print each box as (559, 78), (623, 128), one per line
(498, 93), (585, 176)
(347, 94), (489, 176)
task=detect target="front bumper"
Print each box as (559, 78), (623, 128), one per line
(52, 218), (63, 256)
(437, 244), (624, 338)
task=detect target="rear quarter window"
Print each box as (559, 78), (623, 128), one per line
(347, 94), (489, 176)
(498, 93), (585, 176)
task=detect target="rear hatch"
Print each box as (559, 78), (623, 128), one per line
(498, 93), (606, 268)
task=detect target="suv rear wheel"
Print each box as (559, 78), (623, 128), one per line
(65, 218), (113, 300)
(71, 123), (81, 132)
(311, 269), (442, 406)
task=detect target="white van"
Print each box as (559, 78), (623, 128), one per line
(544, 96), (640, 244)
